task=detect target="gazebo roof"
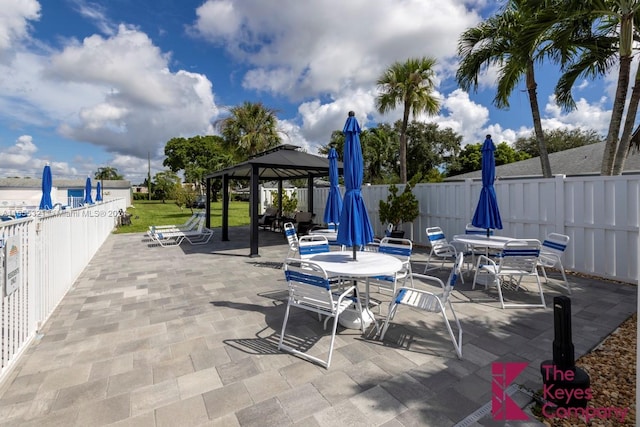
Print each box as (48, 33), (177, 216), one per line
(205, 144), (343, 180)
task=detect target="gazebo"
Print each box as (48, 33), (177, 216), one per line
(205, 144), (343, 257)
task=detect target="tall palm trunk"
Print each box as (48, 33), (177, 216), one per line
(602, 55), (632, 175)
(612, 55), (640, 174)
(526, 62), (552, 177)
(400, 102), (411, 183)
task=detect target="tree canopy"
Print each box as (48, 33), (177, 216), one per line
(95, 166), (123, 180)
(376, 57), (440, 183)
(216, 101), (282, 161)
(163, 135), (233, 193)
(514, 128), (602, 157)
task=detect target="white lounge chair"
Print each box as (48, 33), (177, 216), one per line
(147, 213), (203, 237)
(150, 220), (213, 247)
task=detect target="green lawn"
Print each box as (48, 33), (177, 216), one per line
(115, 200), (251, 234)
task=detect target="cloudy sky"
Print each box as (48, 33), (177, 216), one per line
(0, 0), (615, 184)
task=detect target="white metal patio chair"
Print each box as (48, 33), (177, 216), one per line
(472, 239), (546, 309)
(278, 258), (362, 369)
(298, 234), (331, 259)
(379, 252), (464, 359)
(458, 223), (496, 274)
(284, 222), (299, 258)
(423, 227), (460, 278)
(367, 237), (413, 298)
(538, 232), (571, 294)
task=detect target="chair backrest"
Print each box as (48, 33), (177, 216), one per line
(284, 259), (335, 311)
(498, 239), (541, 273)
(284, 222), (298, 249)
(192, 217), (206, 233)
(379, 237), (412, 262)
(298, 235), (330, 259)
(542, 233), (569, 256)
(294, 211), (313, 223)
(465, 223), (493, 236)
(384, 223), (394, 237)
(426, 227), (450, 249)
(445, 252), (464, 294)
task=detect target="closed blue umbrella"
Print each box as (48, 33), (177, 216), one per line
(323, 146), (343, 226)
(39, 164), (53, 210)
(96, 181), (103, 202)
(336, 111), (374, 259)
(471, 135), (502, 236)
(84, 176), (93, 205)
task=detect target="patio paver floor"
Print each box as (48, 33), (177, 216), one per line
(0, 227), (635, 426)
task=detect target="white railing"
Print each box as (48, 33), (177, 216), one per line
(299, 174), (640, 284)
(0, 199), (126, 384)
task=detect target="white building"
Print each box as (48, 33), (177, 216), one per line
(0, 178), (132, 210)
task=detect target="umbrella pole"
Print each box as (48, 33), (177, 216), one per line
(486, 228), (490, 238)
(352, 245), (357, 260)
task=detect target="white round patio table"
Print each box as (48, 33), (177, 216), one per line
(308, 251), (403, 329)
(452, 234), (515, 250)
(452, 235), (516, 285)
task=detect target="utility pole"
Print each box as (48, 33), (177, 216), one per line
(148, 151), (151, 201)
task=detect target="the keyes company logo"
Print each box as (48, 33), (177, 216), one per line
(491, 362), (629, 424)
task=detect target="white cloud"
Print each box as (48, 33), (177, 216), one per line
(0, 0), (40, 54)
(543, 95), (610, 134)
(0, 24), (219, 160)
(192, 0), (481, 99)
(71, 0), (115, 36)
(0, 135), (78, 178)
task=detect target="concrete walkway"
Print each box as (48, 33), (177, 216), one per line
(0, 227), (635, 426)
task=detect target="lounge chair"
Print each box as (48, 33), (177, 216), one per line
(258, 207), (278, 231)
(150, 220), (213, 247)
(147, 213), (203, 237)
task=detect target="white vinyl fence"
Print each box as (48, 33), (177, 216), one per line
(0, 199), (126, 384)
(299, 174), (640, 284)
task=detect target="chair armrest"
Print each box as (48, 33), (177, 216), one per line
(475, 254), (497, 269)
(406, 273), (446, 291)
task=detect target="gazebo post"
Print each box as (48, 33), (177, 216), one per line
(307, 175), (314, 215)
(222, 174), (229, 241)
(249, 164), (260, 257)
(277, 180), (283, 216)
(205, 177), (212, 230)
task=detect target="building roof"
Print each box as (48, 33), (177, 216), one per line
(0, 178), (132, 188)
(205, 144), (343, 180)
(447, 143), (640, 180)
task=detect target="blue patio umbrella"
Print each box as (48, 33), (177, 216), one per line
(336, 111), (374, 259)
(96, 181), (103, 202)
(39, 164), (53, 210)
(471, 135), (502, 236)
(323, 146), (343, 226)
(84, 176), (94, 205)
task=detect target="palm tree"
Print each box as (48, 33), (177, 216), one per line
(95, 166), (123, 180)
(376, 57), (440, 183)
(216, 101), (281, 160)
(361, 125), (397, 184)
(456, 0), (553, 178)
(550, 0), (640, 175)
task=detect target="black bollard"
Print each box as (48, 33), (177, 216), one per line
(540, 296), (591, 408)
